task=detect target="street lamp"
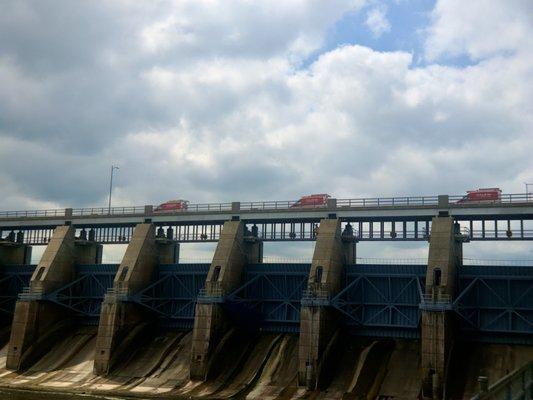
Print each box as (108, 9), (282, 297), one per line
(108, 165), (119, 214)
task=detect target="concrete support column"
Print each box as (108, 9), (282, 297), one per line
(6, 226), (102, 370)
(190, 220), (262, 381)
(0, 241), (32, 331)
(298, 218), (354, 390)
(93, 224), (178, 375)
(0, 241), (32, 266)
(421, 216), (462, 399)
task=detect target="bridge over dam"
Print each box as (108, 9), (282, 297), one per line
(0, 193), (531, 399)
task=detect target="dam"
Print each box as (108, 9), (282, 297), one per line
(0, 194), (532, 399)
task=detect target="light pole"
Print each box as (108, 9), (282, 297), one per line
(108, 165), (119, 214)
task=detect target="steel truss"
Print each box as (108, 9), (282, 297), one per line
(454, 266), (533, 340)
(46, 264), (118, 319)
(131, 264), (209, 329)
(330, 264), (426, 338)
(0, 265), (35, 315)
(225, 263), (310, 332)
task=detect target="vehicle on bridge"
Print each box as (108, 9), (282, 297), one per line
(457, 188), (502, 203)
(154, 199), (189, 212)
(291, 193), (331, 208)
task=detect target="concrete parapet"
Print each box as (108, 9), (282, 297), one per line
(298, 218), (353, 389)
(6, 226), (101, 370)
(421, 216), (462, 399)
(190, 220), (262, 381)
(93, 224), (178, 375)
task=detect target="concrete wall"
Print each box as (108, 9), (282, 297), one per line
(94, 224), (179, 375)
(190, 220), (263, 381)
(6, 226), (102, 371)
(298, 218), (355, 390)
(421, 216), (462, 400)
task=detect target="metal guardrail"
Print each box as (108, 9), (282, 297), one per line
(18, 287), (45, 301)
(301, 284), (330, 306)
(471, 361), (532, 400)
(1, 193), (532, 219)
(0, 209), (65, 218)
(419, 293), (453, 311)
(72, 206), (146, 216)
(103, 287), (129, 302)
(337, 196), (439, 207)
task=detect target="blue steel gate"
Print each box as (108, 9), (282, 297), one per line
(0, 264), (35, 315)
(47, 264), (118, 321)
(131, 263), (209, 329)
(331, 264), (426, 339)
(454, 265), (533, 344)
(225, 263), (311, 332)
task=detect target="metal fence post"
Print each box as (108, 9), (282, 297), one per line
(327, 198), (337, 209)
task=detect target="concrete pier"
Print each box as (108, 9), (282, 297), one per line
(93, 223), (178, 375)
(298, 218), (356, 389)
(0, 239), (32, 331)
(6, 226), (102, 370)
(190, 220), (263, 381)
(0, 240), (32, 266)
(421, 216), (463, 399)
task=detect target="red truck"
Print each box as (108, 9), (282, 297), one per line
(457, 188), (502, 203)
(154, 199), (189, 212)
(291, 194), (331, 208)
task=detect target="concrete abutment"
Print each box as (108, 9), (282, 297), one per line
(190, 220), (263, 381)
(6, 225), (102, 370)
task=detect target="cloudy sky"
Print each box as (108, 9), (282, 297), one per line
(1, 0), (532, 261)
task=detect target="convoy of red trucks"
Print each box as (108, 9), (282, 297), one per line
(153, 189), (503, 212)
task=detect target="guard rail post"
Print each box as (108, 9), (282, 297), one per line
(438, 195), (449, 209)
(144, 205), (153, 216)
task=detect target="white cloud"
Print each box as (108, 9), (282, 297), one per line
(425, 0), (533, 61)
(365, 5), (391, 38)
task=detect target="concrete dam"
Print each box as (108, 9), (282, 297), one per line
(0, 196), (532, 399)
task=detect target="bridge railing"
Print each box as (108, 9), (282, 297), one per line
(471, 361), (532, 400)
(0, 209), (65, 218)
(451, 193), (533, 205)
(1, 193), (533, 220)
(71, 206), (146, 216)
(337, 196), (440, 207)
